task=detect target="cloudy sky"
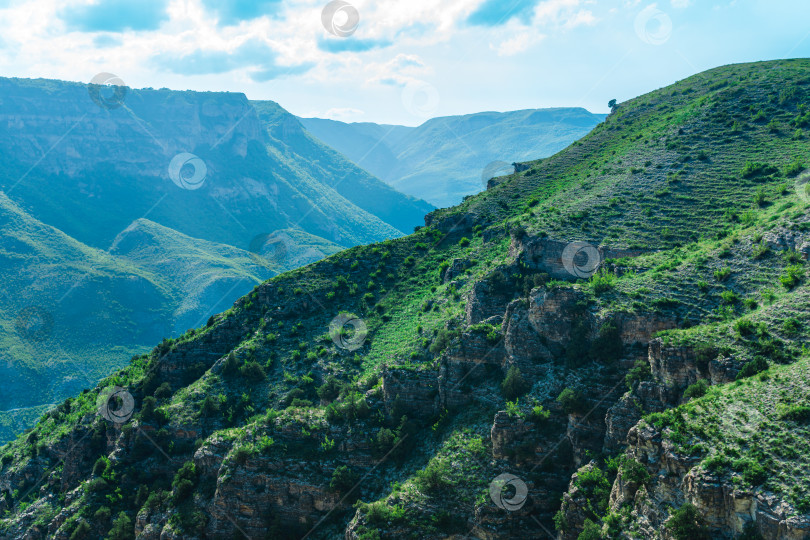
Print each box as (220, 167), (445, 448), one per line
(1, 0), (808, 125)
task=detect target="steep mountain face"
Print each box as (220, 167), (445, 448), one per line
(2, 59), (810, 540)
(298, 108), (606, 208)
(252, 101), (434, 236)
(0, 78), (432, 443)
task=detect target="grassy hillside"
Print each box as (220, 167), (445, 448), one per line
(253, 101), (434, 235)
(0, 193), (269, 411)
(299, 108), (606, 208)
(1, 60), (809, 539)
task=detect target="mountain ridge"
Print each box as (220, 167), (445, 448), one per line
(2, 59), (810, 539)
(0, 76), (433, 442)
(298, 107), (607, 207)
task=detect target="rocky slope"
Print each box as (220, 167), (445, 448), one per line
(2, 59), (810, 539)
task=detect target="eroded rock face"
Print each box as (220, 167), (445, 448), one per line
(466, 271), (518, 325)
(381, 367), (440, 420)
(556, 463), (600, 540)
(761, 227), (810, 259)
(490, 411), (546, 463)
(511, 236), (648, 281)
(526, 288), (592, 357)
(443, 258), (472, 283)
(447, 327), (507, 367)
(0, 80), (260, 178)
(615, 313), (677, 347)
(503, 299), (554, 378)
(603, 393), (645, 454)
(611, 424), (810, 540)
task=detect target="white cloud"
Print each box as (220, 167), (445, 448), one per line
(533, 0), (596, 28)
(492, 30), (546, 56)
(562, 9), (597, 29)
(366, 53), (431, 86)
(320, 107), (365, 120)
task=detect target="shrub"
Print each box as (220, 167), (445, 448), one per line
(695, 345), (718, 370)
(783, 317), (801, 335)
(199, 395), (222, 417)
(740, 161), (776, 178)
(574, 466), (611, 514)
(458, 237), (471, 247)
(589, 321), (622, 362)
(106, 512), (134, 540)
(501, 366), (530, 400)
(135, 485), (149, 508)
(590, 270), (616, 294)
(172, 461), (197, 502)
(556, 388), (586, 415)
(778, 405), (810, 423)
(754, 188), (767, 207)
(553, 510), (569, 532)
(740, 521), (765, 540)
(357, 501), (406, 526)
(578, 519), (602, 540)
(752, 242), (770, 259)
(737, 356), (768, 379)
(665, 503), (710, 540)
(70, 522), (91, 540)
(86, 477), (108, 494)
(94, 506), (112, 522)
(734, 318), (754, 336)
(527, 404), (551, 424)
(779, 264), (804, 289)
(625, 359), (651, 389)
(93, 456), (110, 477)
(222, 352), (240, 377)
(621, 458), (650, 484)
(317, 376), (344, 402)
(289, 398), (313, 408)
(785, 158), (805, 177)
(429, 329), (459, 354)
(251, 435), (273, 455)
(330, 465), (359, 493)
(239, 361), (266, 381)
(683, 380), (708, 401)
(740, 460), (767, 486)
(714, 267), (731, 281)
(566, 318), (591, 368)
(720, 290), (738, 304)
(154, 383), (172, 399)
(415, 459), (451, 493)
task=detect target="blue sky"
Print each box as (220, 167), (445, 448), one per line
(1, 0), (809, 125)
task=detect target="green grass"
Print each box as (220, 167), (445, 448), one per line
(4, 59), (810, 538)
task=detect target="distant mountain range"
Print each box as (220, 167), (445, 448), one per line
(0, 77), (432, 441)
(298, 108), (606, 208)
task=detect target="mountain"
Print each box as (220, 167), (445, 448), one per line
(0, 77), (432, 442)
(252, 101), (434, 235)
(298, 108), (606, 208)
(2, 59), (810, 539)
